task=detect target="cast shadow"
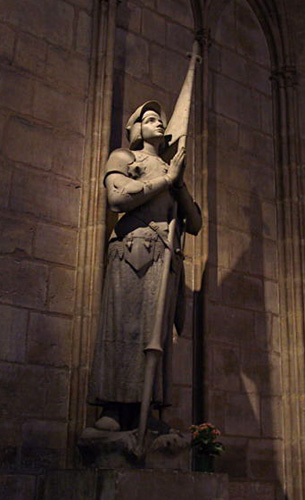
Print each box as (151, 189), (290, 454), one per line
(192, 180), (285, 497)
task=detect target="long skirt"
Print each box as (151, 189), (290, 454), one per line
(88, 239), (181, 407)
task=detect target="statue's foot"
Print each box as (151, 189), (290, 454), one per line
(147, 413), (171, 435)
(94, 416), (121, 432)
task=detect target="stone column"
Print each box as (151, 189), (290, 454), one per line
(192, 25), (210, 426)
(67, 0), (118, 466)
(272, 65), (305, 499)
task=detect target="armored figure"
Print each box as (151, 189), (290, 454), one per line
(88, 101), (202, 433)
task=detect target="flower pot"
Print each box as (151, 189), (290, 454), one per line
(193, 453), (215, 472)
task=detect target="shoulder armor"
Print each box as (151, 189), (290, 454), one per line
(104, 148), (135, 185)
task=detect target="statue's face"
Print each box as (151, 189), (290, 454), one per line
(141, 110), (165, 141)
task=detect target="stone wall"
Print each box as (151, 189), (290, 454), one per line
(0, 0), (93, 478)
(206, 0), (283, 487)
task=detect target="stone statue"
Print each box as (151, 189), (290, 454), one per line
(87, 99), (202, 441)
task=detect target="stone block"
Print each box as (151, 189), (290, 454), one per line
(33, 82), (85, 134)
(10, 168), (81, 226)
(76, 10), (92, 56)
(68, 0), (93, 9)
(214, 74), (260, 129)
(215, 186), (249, 232)
(0, 216), (34, 255)
(115, 29), (149, 80)
(0, 420), (22, 447)
(172, 337), (192, 386)
(43, 368), (69, 419)
(122, 75), (168, 117)
(47, 48), (89, 95)
(264, 280), (279, 314)
(164, 385), (192, 431)
(4, 117), (53, 170)
(22, 420), (67, 449)
(255, 237), (278, 279)
(0, 68), (34, 115)
(262, 202), (277, 240)
(141, 9), (165, 44)
(212, 345), (241, 392)
(261, 396), (283, 438)
(21, 446), (64, 471)
(222, 272), (264, 312)
(0, 256), (48, 309)
(15, 32), (47, 75)
(255, 312), (280, 353)
(214, 0), (236, 49)
(0, 0), (73, 48)
(261, 94), (273, 135)
(0, 161), (11, 208)
(247, 438), (280, 480)
(44, 0), (74, 49)
(42, 469), (229, 500)
(205, 264), (222, 303)
(166, 22), (193, 54)
(117, 1), (141, 33)
(0, 446), (18, 469)
(207, 303), (255, 347)
(241, 349), (281, 396)
(239, 127), (274, 166)
(141, 0), (156, 6)
(236, 1), (269, 67)
(156, 0), (193, 29)
(52, 132), (84, 180)
(181, 289), (194, 340)
(0, 474), (36, 500)
(225, 392), (260, 437)
(207, 390), (226, 431)
(0, 304), (27, 363)
(209, 113), (239, 152)
(0, 363), (46, 418)
(246, 61), (271, 95)
(247, 164), (275, 201)
(207, 224), (230, 268)
(47, 267), (76, 314)
(34, 223), (77, 266)
(209, 43), (222, 72)
(42, 470), (97, 500)
(216, 436), (248, 478)
(229, 481), (276, 500)
(150, 44), (188, 94)
(0, 110), (7, 144)
(27, 312), (72, 367)
(0, 22), (15, 61)
(221, 48), (248, 85)
(227, 229), (252, 273)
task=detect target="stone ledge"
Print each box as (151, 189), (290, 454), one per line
(42, 469), (229, 500)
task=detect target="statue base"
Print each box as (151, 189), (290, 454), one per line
(78, 427), (190, 470)
(41, 469), (229, 500)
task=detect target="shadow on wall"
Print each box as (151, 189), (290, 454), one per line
(194, 181), (285, 497)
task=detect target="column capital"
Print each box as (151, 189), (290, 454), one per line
(195, 28), (211, 48)
(270, 65), (298, 88)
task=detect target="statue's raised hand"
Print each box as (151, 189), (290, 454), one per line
(166, 147), (186, 187)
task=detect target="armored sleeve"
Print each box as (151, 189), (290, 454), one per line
(103, 148), (136, 186)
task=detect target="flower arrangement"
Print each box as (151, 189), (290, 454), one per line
(189, 422), (225, 457)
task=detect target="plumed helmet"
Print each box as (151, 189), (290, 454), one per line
(125, 101), (167, 150)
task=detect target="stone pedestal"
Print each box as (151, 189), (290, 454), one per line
(41, 469), (229, 500)
(78, 427), (190, 470)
